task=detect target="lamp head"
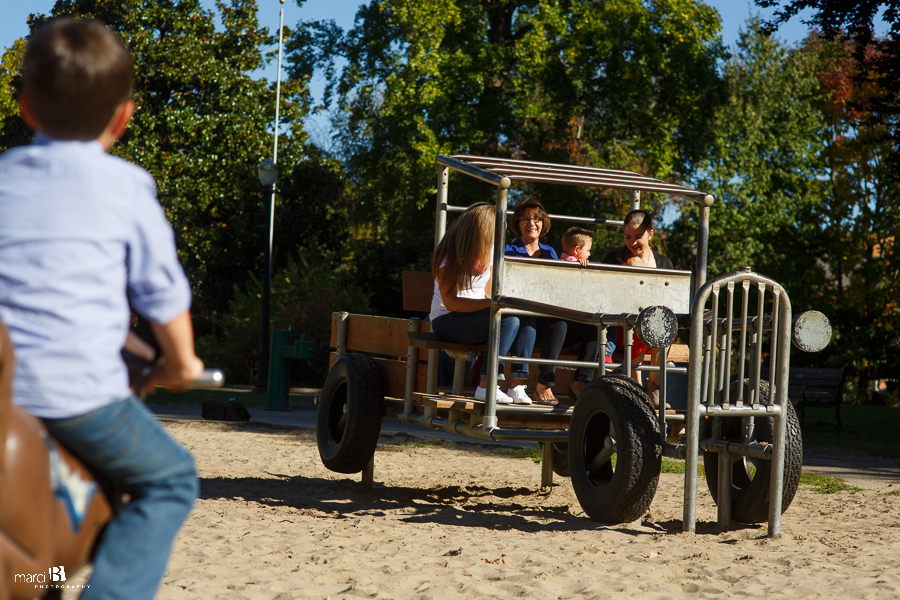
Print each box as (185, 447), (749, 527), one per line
(257, 158), (279, 186)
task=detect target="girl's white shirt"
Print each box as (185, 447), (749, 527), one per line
(429, 246), (493, 321)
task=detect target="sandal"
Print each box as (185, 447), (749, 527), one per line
(533, 393), (559, 406)
(533, 383), (559, 406)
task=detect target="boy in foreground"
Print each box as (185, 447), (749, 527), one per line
(0, 18), (203, 599)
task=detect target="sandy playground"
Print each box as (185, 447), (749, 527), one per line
(58, 416), (900, 600)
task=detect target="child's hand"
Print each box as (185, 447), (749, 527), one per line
(142, 355), (205, 395)
(577, 257), (589, 266)
(143, 311), (205, 394)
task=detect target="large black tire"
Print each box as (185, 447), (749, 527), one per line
(549, 442), (570, 477)
(317, 353), (385, 474)
(568, 376), (661, 523)
(601, 373), (650, 399)
(703, 380), (803, 524)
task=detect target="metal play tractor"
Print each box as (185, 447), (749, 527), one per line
(317, 154), (832, 535)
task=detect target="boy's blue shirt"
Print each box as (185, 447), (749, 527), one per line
(0, 134), (191, 418)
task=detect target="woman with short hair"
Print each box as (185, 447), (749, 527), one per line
(602, 209), (673, 408)
(505, 199), (601, 405)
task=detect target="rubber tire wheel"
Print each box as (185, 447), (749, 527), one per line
(317, 353), (385, 474)
(568, 376), (661, 523)
(555, 374), (645, 479)
(703, 380), (803, 524)
(550, 442), (570, 477)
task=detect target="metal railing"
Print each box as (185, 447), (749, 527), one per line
(682, 268), (793, 536)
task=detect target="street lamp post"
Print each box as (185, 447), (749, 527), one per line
(255, 158), (279, 392)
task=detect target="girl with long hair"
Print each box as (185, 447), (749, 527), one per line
(429, 203), (529, 404)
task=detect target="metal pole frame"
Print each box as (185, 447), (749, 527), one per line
(483, 185), (511, 430)
(254, 182), (275, 392)
(683, 270), (792, 536)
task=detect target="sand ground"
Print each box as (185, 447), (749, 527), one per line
(56, 415), (900, 600)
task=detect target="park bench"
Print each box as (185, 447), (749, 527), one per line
(763, 366), (848, 431)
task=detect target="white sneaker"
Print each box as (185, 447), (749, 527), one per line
(510, 385), (532, 405)
(474, 385), (513, 404)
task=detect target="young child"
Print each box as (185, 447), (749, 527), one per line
(560, 227), (593, 265)
(560, 227), (617, 368)
(429, 203), (531, 404)
(0, 19), (203, 599)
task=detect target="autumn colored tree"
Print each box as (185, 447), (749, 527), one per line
(757, 0), (900, 168)
(806, 34), (900, 392)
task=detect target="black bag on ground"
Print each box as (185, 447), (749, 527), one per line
(202, 399), (251, 421)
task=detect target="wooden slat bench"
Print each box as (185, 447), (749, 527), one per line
(764, 367), (848, 431)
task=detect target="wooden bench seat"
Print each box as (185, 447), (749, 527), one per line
(406, 331), (484, 355)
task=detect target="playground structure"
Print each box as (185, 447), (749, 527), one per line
(317, 154), (832, 535)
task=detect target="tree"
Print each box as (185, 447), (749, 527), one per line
(4, 0), (327, 326)
(669, 19), (828, 289)
(0, 1), (361, 382)
(0, 39), (29, 149)
(0, 39), (24, 122)
(757, 0), (900, 169)
(805, 34), (900, 393)
(286, 0), (728, 313)
(672, 19), (900, 396)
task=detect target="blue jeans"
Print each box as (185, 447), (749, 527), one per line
(516, 317), (611, 385)
(430, 308), (520, 379)
(42, 396), (198, 600)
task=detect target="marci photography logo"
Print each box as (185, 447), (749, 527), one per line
(15, 566), (65, 584)
(13, 566), (89, 591)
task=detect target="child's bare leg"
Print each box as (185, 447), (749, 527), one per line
(631, 354), (645, 387)
(645, 348), (662, 408)
(568, 380), (586, 398)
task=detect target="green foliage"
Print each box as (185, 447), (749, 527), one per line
(493, 447), (543, 462)
(0, 39), (28, 151)
(800, 472), (860, 493)
(0, 39), (24, 121)
(806, 35), (900, 385)
(671, 21), (899, 385)
(197, 256), (371, 385)
(398, 439), (446, 448)
(288, 0), (728, 251)
(671, 19), (827, 281)
(4, 0), (320, 324)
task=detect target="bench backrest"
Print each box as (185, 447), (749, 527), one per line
(404, 261), (694, 317)
(763, 367), (848, 404)
(402, 270), (434, 313)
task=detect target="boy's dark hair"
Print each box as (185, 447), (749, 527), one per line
(562, 226), (593, 253)
(22, 18), (133, 140)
